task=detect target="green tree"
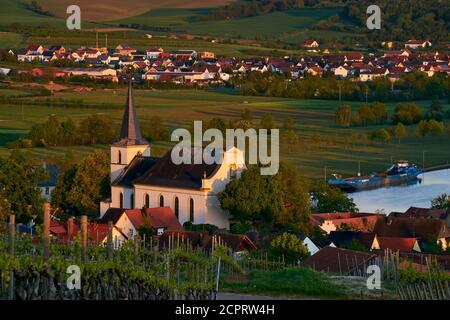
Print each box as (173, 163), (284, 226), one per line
(0, 151), (46, 222)
(370, 102), (388, 124)
(427, 120), (444, 136)
(311, 181), (358, 213)
(270, 232), (310, 263)
(219, 163), (311, 232)
(52, 150), (110, 216)
(431, 193), (450, 209)
(335, 104), (352, 127)
(394, 123), (407, 143)
(260, 113), (275, 131)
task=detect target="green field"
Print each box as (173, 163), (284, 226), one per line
(112, 7), (357, 43)
(0, 87), (449, 178)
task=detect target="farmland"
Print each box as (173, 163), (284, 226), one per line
(0, 87), (449, 179)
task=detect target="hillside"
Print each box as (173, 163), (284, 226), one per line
(37, 0), (234, 21)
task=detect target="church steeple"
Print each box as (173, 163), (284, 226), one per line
(114, 79), (148, 146)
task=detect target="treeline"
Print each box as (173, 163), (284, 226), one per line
(235, 71), (449, 102)
(192, 0), (307, 22)
(342, 0), (449, 44)
(336, 100), (449, 128)
(6, 114), (171, 149)
(7, 115), (116, 149)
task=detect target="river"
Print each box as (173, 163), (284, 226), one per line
(349, 168), (450, 214)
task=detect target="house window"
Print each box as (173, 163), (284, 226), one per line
(145, 193), (150, 208)
(45, 187), (50, 195)
(174, 197), (179, 220)
(159, 194), (164, 207)
(130, 193), (134, 209)
(118, 150), (122, 164)
(189, 198), (194, 222)
(119, 192), (123, 208)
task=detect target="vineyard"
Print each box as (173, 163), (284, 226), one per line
(0, 207), (292, 300)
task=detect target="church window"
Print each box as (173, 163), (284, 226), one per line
(189, 198), (194, 222)
(174, 197), (179, 220)
(119, 192), (123, 208)
(118, 151), (122, 164)
(159, 194), (164, 207)
(145, 193), (150, 208)
(130, 193), (134, 209)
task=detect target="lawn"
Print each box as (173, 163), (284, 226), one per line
(222, 268), (344, 298)
(0, 87), (449, 179)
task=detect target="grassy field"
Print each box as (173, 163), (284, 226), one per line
(112, 7), (354, 43)
(38, 0), (232, 21)
(222, 268), (344, 298)
(0, 87), (449, 179)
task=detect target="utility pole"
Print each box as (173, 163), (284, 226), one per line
(324, 167), (327, 181)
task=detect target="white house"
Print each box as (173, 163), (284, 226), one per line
(100, 81), (246, 229)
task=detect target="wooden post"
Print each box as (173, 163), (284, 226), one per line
(8, 215), (15, 256)
(42, 203), (51, 261)
(8, 215), (15, 300)
(215, 256), (222, 300)
(107, 221), (113, 260)
(134, 234), (140, 264)
(81, 215), (88, 262)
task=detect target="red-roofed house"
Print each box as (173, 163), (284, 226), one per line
(302, 40), (319, 52)
(100, 207), (183, 238)
(371, 236), (421, 252)
(405, 40), (432, 50)
(312, 212), (380, 234)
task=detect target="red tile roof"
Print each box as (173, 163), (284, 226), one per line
(125, 207), (182, 232)
(376, 236), (419, 252)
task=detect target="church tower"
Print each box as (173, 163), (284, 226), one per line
(110, 80), (150, 182)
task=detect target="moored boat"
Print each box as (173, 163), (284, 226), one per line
(328, 161), (423, 192)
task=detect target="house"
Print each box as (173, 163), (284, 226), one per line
(345, 53), (364, 62)
(371, 236), (421, 253)
(172, 50), (197, 60)
(99, 207), (183, 238)
(0, 67), (12, 76)
(405, 40), (432, 50)
(50, 217), (127, 248)
(38, 162), (60, 201)
(199, 51), (215, 59)
(311, 212), (379, 234)
(146, 47), (164, 59)
(116, 44), (136, 56)
(302, 40), (319, 52)
(160, 231), (257, 253)
(334, 65), (349, 78)
(328, 231), (376, 250)
(390, 207), (450, 227)
(59, 67), (117, 80)
(100, 81), (246, 229)
(300, 246), (377, 275)
(307, 66), (323, 77)
(374, 217), (450, 251)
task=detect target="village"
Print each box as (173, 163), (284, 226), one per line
(0, 38), (449, 86)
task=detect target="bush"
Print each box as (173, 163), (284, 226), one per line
(269, 232), (310, 264)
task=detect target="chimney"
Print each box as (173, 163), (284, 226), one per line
(67, 217), (74, 241)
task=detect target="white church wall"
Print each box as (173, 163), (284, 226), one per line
(111, 186), (134, 209)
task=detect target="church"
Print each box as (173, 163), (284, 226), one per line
(100, 81), (246, 229)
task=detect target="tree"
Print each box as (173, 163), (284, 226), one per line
(415, 120), (428, 137)
(394, 123), (407, 143)
(371, 102), (388, 124)
(311, 181), (358, 213)
(378, 128), (391, 143)
(357, 105), (376, 126)
(431, 193), (450, 209)
(241, 108), (253, 123)
(335, 104), (351, 127)
(269, 232), (310, 263)
(219, 163), (311, 233)
(260, 113), (275, 131)
(426, 100), (444, 121)
(0, 151), (46, 223)
(52, 150), (110, 216)
(285, 130), (300, 152)
(427, 120), (444, 136)
(392, 103), (423, 125)
(205, 117), (227, 136)
(283, 117), (294, 132)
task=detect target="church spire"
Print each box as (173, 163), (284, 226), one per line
(114, 79), (148, 146)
